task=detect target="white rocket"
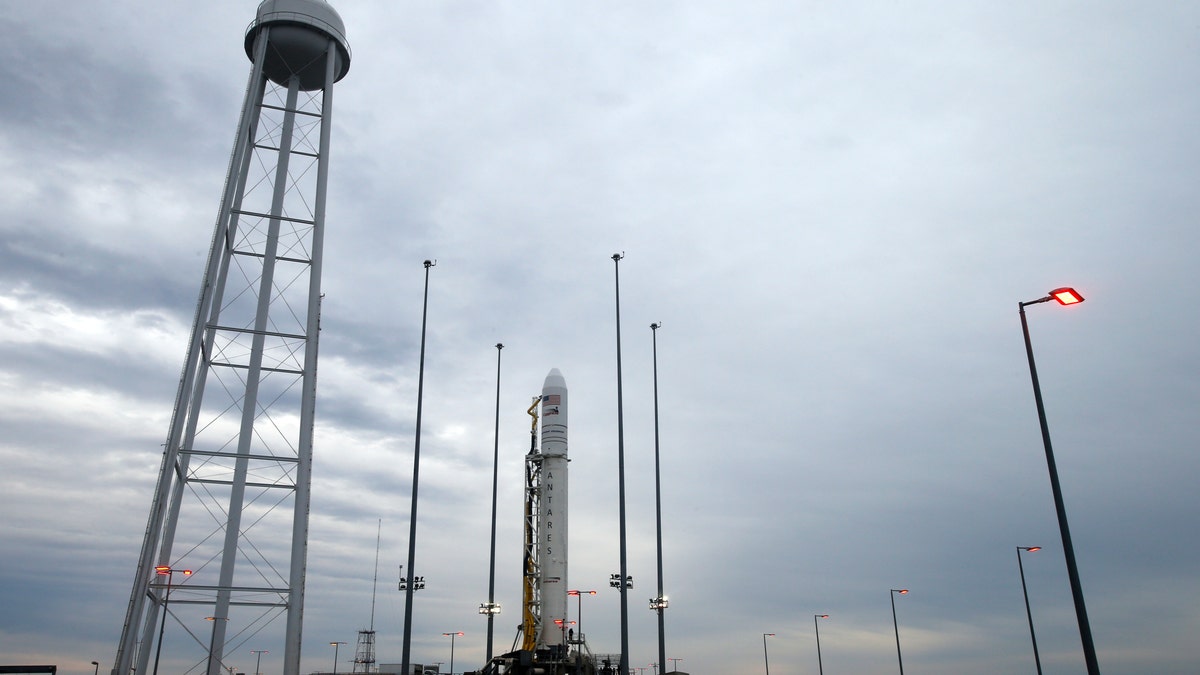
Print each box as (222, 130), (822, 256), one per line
(539, 368), (569, 647)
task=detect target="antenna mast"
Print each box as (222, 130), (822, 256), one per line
(354, 520), (382, 672)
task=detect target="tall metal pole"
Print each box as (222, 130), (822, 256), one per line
(650, 323), (668, 675)
(401, 260), (436, 675)
(1017, 547), (1044, 675)
(443, 632), (462, 675)
(486, 343), (504, 663)
(331, 641), (345, 675)
(1020, 298), (1099, 675)
(569, 590), (596, 645)
(761, 633), (773, 675)
(891, 589), (906, 675)
(151, 571), (176, 675)
(611, 253), (630, 675)
(814, 615), (828, 675)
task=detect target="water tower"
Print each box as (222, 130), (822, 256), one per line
(112, 2), (349, 674)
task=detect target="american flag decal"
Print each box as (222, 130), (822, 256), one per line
(543, 394), (561, 406)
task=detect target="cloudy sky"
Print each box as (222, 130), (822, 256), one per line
(2, 1), (1199, 674)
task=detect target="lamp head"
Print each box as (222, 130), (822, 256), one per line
(1050, 287), (1084, 305)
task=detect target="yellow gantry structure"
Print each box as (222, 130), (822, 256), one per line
(522, 396), (542, 652)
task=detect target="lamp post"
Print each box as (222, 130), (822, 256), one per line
(401, 259), (436, 675)
(649, 322), (669, 675)
(91, 661), (99, 675)
(442, 631), (463, 675)
(668, 657), (682, 672)
(250, 649), (268, 675)
(568, 590), (597, 640)
(151, 565), (192, 675)
(202, 615), (229, 675)
(890, 589), (908, 674)
(484, 342), (504, 664)
(554, 620), (576, 646)
(761, 633), (774, 675)
(1016, 546), (1044, 675)
(330, 641), (346, 675)
(611, 252), (631, 675)
(814, 614), (829, 675)
(1019, 287), (1099, 675)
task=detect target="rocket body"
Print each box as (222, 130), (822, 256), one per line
(539, 368), (569, 647)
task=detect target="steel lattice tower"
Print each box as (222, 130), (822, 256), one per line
(113, 2), (350, 674)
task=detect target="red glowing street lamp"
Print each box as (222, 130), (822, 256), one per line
(442, 631), (464, 674)
(761, 633), (775, 675)
(1050, 287), (1084, 305)
(567, 589), (597, 642)
(1017, 546), (1044, 675)
(891, 589), (909, 674)
(814, 614), (830, 675)
(151, 566), (192, 675)
(1019, 286), (1098, 675)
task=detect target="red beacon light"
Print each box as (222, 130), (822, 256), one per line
(1050, 288), (1084, 305)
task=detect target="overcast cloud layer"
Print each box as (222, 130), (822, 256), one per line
(2, 2), (1199, 674)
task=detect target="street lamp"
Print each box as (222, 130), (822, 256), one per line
(250, 649), (268, 675)
(91, 661), (99, 675)
(553, 619), (576, 646)
(611, 252), (631, 675)
(814, 614), (829, 675)
(1017, 546), (1044, 675)
(761, 633), (775, 675)
(442, 631), (464, 675)
(484, 342), (504, 665)
(567, 590), (597, 641)
(649, 322), (668, 675)
(1019, 287), (1099, 675)
(401, 259), (436, 675)
(891, 589), (908, 675)
(151, 565), (192, 675)
(330, 641), (347, 675)
(668, 657), (682, 672)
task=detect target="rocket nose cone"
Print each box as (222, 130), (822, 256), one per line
(543, 368), (566, 390)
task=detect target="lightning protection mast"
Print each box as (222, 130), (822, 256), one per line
(112, 2), (350, 675)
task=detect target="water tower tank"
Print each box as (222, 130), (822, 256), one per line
(245, 0), (351, 90)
